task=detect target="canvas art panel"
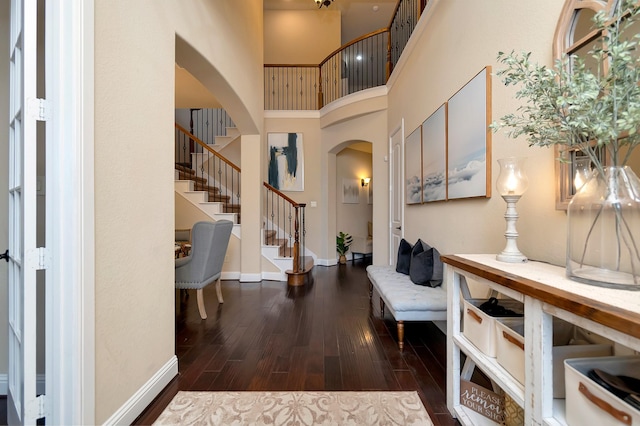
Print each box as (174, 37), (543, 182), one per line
(447, 67), (492, 199)
(342, 178), (360, 203)
(422, 103), (447, 202)
(267, 132), (304, 191)
(367, 179), (373, 204)
(405, 127), (422, 205)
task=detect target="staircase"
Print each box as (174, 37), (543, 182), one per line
(174, 123), (313, 284)
(175, 163), (241, 222)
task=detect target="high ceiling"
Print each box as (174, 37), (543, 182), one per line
(263, 0), (397, 44)
(176, 1), (397, 109)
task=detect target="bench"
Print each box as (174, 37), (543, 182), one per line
(366, 264), (448, 350)
(350, 236), (372, 262)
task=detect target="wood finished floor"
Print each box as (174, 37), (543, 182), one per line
(0, 261), (458, 425)
(134, 260), (458, 425)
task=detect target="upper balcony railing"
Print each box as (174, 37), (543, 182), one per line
(264, 0), (426, 111)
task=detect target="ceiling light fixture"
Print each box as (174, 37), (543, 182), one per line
(315, 0), (333, 9)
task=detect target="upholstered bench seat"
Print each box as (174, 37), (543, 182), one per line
(366, 264), (448, 349)
(351, 236), (373, 261)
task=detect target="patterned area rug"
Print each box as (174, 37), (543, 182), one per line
(153, 391), (434, 425)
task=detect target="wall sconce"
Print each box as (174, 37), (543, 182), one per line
(496, 157), (528, 263)
(361, 177), (371, 187)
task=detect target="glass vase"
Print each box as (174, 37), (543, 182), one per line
(567, 166), (640, 289)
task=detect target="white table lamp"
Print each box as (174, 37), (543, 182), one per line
(496, 157), (528, 263)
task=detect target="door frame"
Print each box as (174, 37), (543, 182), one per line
(389, 120), (404, 266)
(43, 1), (95, 423)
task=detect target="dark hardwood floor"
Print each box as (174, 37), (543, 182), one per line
(134, 260), (458, 425)
(0, 260), (459, 425)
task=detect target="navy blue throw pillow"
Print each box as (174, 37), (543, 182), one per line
(409, 239), (434, 286)
(395, 238), (413, 275)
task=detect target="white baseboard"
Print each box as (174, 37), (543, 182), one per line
(316, 258), (337, 266)
(221, 271), (240, 280)
(0, 374), (45, 396)
(261, 271), (285, 282)
(103, 355), (178, 426)
(240, 273), (262, 282)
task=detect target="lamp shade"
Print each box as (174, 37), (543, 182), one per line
(496, 157), (528, 196)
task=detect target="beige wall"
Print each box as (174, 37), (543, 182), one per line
(94, 0), (263, 422)
(264, 10), (341, 64)
(0, 0), (9, 379)
(174, 194), (241, 275)
(387, 0), (567, 265)
(323, 108), (389, 264)
(336, 148), (373, 243)
(263, 118), (324, 260)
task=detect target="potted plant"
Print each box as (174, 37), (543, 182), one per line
(336, 231), (353, 265)
(491, 0), (640, 288)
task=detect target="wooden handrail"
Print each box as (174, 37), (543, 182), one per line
(264, 64), (319, 68)
(175, 123), (241, 173)
(263, 182), (305, 207)
(319, 28), (389, 68)
(264, 0), (427, 110)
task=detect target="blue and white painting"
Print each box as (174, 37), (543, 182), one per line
(405, 127), (422, 205)
(268, 132), (304, 191)
(422, 104), (447, 202)
(447, 67), (490, 199)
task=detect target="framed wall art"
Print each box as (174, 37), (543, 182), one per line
(421, 103), (447, 202)
(405, 126), (422, 205)
(267, 132), (304, 191)
(342, 178), (360, 204)
(446, 67), (492, 200)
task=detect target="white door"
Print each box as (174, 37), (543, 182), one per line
(8, 0), (42, 423)
(389, 122), (404, 266)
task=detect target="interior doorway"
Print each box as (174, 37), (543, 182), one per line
(335, 141), (373, 264)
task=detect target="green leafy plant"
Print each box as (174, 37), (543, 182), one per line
(336, 232), (353, 256)
(490, 0), (640, 174)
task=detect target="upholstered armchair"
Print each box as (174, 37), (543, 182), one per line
(175, 220), (233, 319)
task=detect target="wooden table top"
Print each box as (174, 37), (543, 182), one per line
(441, 254), (640, 342)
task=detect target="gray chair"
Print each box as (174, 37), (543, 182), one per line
(175, 220), (233, 319)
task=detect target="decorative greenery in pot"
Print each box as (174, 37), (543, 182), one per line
(491, 0), (640, 288)
(336, 232), (353, 264)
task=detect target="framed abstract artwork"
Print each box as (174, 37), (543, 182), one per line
(421, 103), (447, 202)
(405, 127), (422, 205)
(446, 67), (492, 200)
(267, 132), (304, 191)
(342, 178), (360, 203)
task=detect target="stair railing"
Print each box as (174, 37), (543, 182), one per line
(175, 123), (241, 217)
(264, 0), (427, 110)
(263, 182), (306, 273)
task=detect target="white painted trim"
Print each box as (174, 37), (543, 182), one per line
(220, 272), (241, 280)
(261, 271), (285, 281)
(264, 110), (320, 119)
(240, 273), (262, 282)
(103, 356), (178, 426)
(44, 0), (95, 424)
(316, 258), (338, 267)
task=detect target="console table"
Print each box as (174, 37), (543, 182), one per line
(442, 254), (640, 426)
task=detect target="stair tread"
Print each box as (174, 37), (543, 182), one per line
(175, 164), (195, 174)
